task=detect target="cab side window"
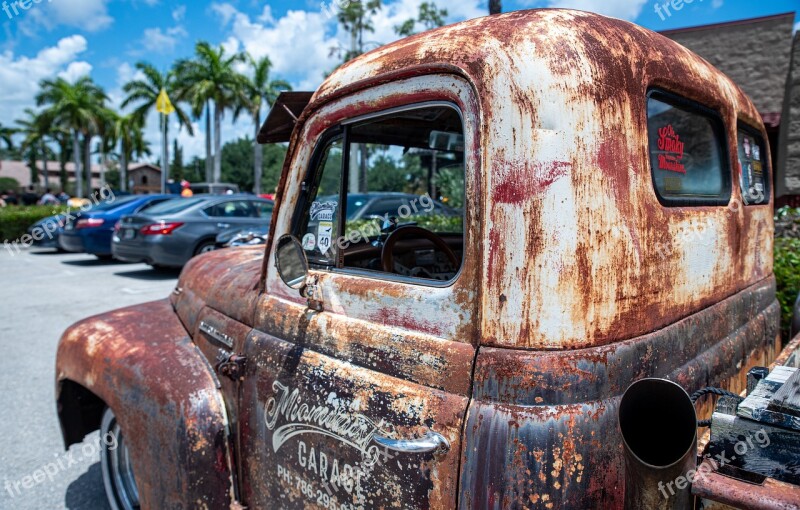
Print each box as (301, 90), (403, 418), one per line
(737, 126), (770, 205)
(295, 104), (465, 282)
(647, 90), (730, 206)
(296, 137), (344, 267)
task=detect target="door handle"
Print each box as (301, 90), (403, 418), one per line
(217, 223), (230, 229)
(373, 431), (450, 455)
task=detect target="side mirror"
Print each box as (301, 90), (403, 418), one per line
(275, 235), (309, 289)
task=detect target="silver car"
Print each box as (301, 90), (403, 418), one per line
(112, 195), (273, 268)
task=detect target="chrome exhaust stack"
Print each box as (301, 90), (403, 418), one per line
(619, 378), (697, 510)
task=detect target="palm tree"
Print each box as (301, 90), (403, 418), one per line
(36, 76), (107, 197)
(93, 108), (120, 189)
(0, 122), (16, 151)
(113, 113), (151, 192)
(337, 0), (382, 62)
(238, 54), (291, 194)
(174, 41), (246, 184)
(121, 62), (193, 186)
(17, 109), (52, 190)
(51, 127), (73, 192)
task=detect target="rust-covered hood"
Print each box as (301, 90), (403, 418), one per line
(172, 246), (265, 333)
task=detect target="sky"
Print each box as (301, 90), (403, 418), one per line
(1, 0), (799, 162)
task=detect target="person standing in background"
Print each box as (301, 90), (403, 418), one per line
(5, 190), (18, 205)
(38, 188), (58, 205)
(21, 186), (39, 206)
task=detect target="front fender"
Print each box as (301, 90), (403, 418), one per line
(56, 299), (234, 510)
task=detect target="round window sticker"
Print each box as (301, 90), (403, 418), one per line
(302, 233), (316, 251)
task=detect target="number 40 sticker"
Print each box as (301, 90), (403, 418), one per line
(317, 221), (333, 255)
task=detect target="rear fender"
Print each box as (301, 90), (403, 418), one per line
(55, 299), (234, 509)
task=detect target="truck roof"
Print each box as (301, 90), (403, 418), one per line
(314, 9), (761, 127)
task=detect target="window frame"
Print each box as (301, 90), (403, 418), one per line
(736, 122), (771, 206)
(290, 101), (467, 288)
(646, 89), (732, 207)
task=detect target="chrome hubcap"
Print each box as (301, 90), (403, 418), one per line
(105, 416), (140, 510)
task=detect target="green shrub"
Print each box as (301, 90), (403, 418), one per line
(774, 237), (800, 340)
(0, 205), (67, 244)
(0, 177), (20, 192)
(775, 206), (800, 238)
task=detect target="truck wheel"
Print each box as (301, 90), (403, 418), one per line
(100, 407), (140, 510)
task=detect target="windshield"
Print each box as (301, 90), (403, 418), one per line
(142, 197), (205, 215)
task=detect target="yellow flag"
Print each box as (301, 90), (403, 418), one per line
(156, 88), (175, 115)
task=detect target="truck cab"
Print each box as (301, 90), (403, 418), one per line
(55, 9), (789, 510)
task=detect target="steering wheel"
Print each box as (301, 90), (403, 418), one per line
(381, 226), (459, 274)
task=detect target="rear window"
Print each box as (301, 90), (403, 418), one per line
(204, 200), (256, 218)
(92, 195), (138, 211)
(647, 91), (730, 206)
(144, 197), (204, 215)
(737, 125), (770, 205)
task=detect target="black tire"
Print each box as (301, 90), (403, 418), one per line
(95, 254), (114, 261)
(100, 408), (140, 510)
(194, 240), (216, 256)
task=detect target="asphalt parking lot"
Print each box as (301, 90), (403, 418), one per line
(0, 248), (179, 510)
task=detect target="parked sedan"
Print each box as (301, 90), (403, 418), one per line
(27, 214), (66, 250)
(215, 224), (269, 249)
(58, 194), (173, 259)
(337, 192), (460, 221)
(112, 195), (274, 268)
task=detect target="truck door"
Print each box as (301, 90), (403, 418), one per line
(239, 76), (481, 509)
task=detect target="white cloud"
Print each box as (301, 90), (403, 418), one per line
(0, 35), (90, 124)
(220, 36), (240, 56)
(58, 61), (93, 82)
(210, 3), (238, 26)
(211, 0), (484, 92)
(711, 0), (723, 8)
(106, 62), (146, 109)
(21, 0), (113, 34)
(140, 25), (188, 53)
(172, 5), (186, 22)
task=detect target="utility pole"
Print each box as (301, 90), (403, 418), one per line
(156, 87), (175, 194)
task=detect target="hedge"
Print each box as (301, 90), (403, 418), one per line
(0, 205), (67, 244)
(0, 177), (20, 193)
(775, 207), (800, 340)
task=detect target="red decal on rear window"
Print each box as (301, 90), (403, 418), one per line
(657, 124), (686, 174)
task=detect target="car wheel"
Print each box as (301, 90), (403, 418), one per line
(100, 407), (140, 510)
(194, 240), (216, 256)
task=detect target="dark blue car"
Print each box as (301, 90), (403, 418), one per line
(59, 194), (174, 259)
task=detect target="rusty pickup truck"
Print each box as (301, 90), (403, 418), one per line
(55, 9), (800, 510)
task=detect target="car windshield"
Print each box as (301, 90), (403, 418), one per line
(142, 197), (205, 215)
